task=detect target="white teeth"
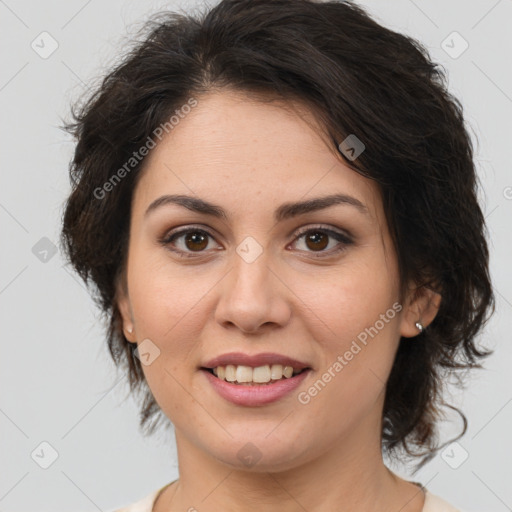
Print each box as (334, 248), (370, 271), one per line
(253, 365), (271, 383)
(270, 364), (283, 380)
(225, 364), (237, 382)
(283, 366), (293, 378)
(236, 365), (253, 383)
(208, 364), (305, 384)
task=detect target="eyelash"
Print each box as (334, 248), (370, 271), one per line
(159, 224), (354, 259)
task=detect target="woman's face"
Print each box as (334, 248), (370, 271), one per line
(117, 91), (427, 471)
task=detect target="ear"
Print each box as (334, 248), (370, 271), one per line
(399, 281), (442, 338)
(115, 272), (137, 344)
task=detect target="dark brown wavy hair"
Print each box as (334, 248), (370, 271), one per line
(60, 0), (495, 471)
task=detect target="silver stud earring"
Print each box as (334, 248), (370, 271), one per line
(127, 325), (133, 334)
(415, 321), (424, 333)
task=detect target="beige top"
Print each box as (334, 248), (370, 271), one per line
(110, 482), (462, 512)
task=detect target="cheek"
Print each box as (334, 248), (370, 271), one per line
(127, 236), (401, 428)
(297, 251), (400, 343)
(128, 266), (208, 424)
(127, 250), (212, 342)
(293, 255), (401, 409)
(125, 255), (211, 402)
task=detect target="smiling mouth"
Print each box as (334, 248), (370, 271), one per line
(201, 365), (310, 385)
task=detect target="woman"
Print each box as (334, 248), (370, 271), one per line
(60, 1), (494, 511)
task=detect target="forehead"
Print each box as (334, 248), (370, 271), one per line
(133, 90), (381, 222)
(158, 90), (334, 163)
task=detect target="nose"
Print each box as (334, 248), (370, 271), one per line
(214, 249), (292, 334)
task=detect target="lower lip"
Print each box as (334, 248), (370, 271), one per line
(201, 368), (311, 406)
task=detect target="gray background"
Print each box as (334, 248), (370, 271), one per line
(1, 0), (510, 511)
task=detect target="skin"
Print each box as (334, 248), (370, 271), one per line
(117, 90), (441, 512)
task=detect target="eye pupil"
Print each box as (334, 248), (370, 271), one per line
(164, 226), (349, 258)
(306, 232), (328, 251)
(185, 232), (208, 251)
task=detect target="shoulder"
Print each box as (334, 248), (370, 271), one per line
(106, 487), (163, 512)
(423, 490), (462, 512)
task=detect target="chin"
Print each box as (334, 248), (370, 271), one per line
(203, 433), (314, 473)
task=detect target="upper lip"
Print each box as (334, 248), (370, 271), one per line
(201, 352), (311, 370)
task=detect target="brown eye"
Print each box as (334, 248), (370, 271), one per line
(160, 224), (353, 259)
(304, 231), (329, 251)
(291, 226), (353, 257)
(183, 231), (209, 251)
(160, 227), (218, 257)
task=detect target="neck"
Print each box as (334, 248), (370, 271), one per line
(156, 424), (425, 512)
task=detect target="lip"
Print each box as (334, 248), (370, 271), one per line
(201, 352), (311, 370)
(201, 367), (311, 406)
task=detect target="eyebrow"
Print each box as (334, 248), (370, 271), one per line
(144, 193), (369, 222)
